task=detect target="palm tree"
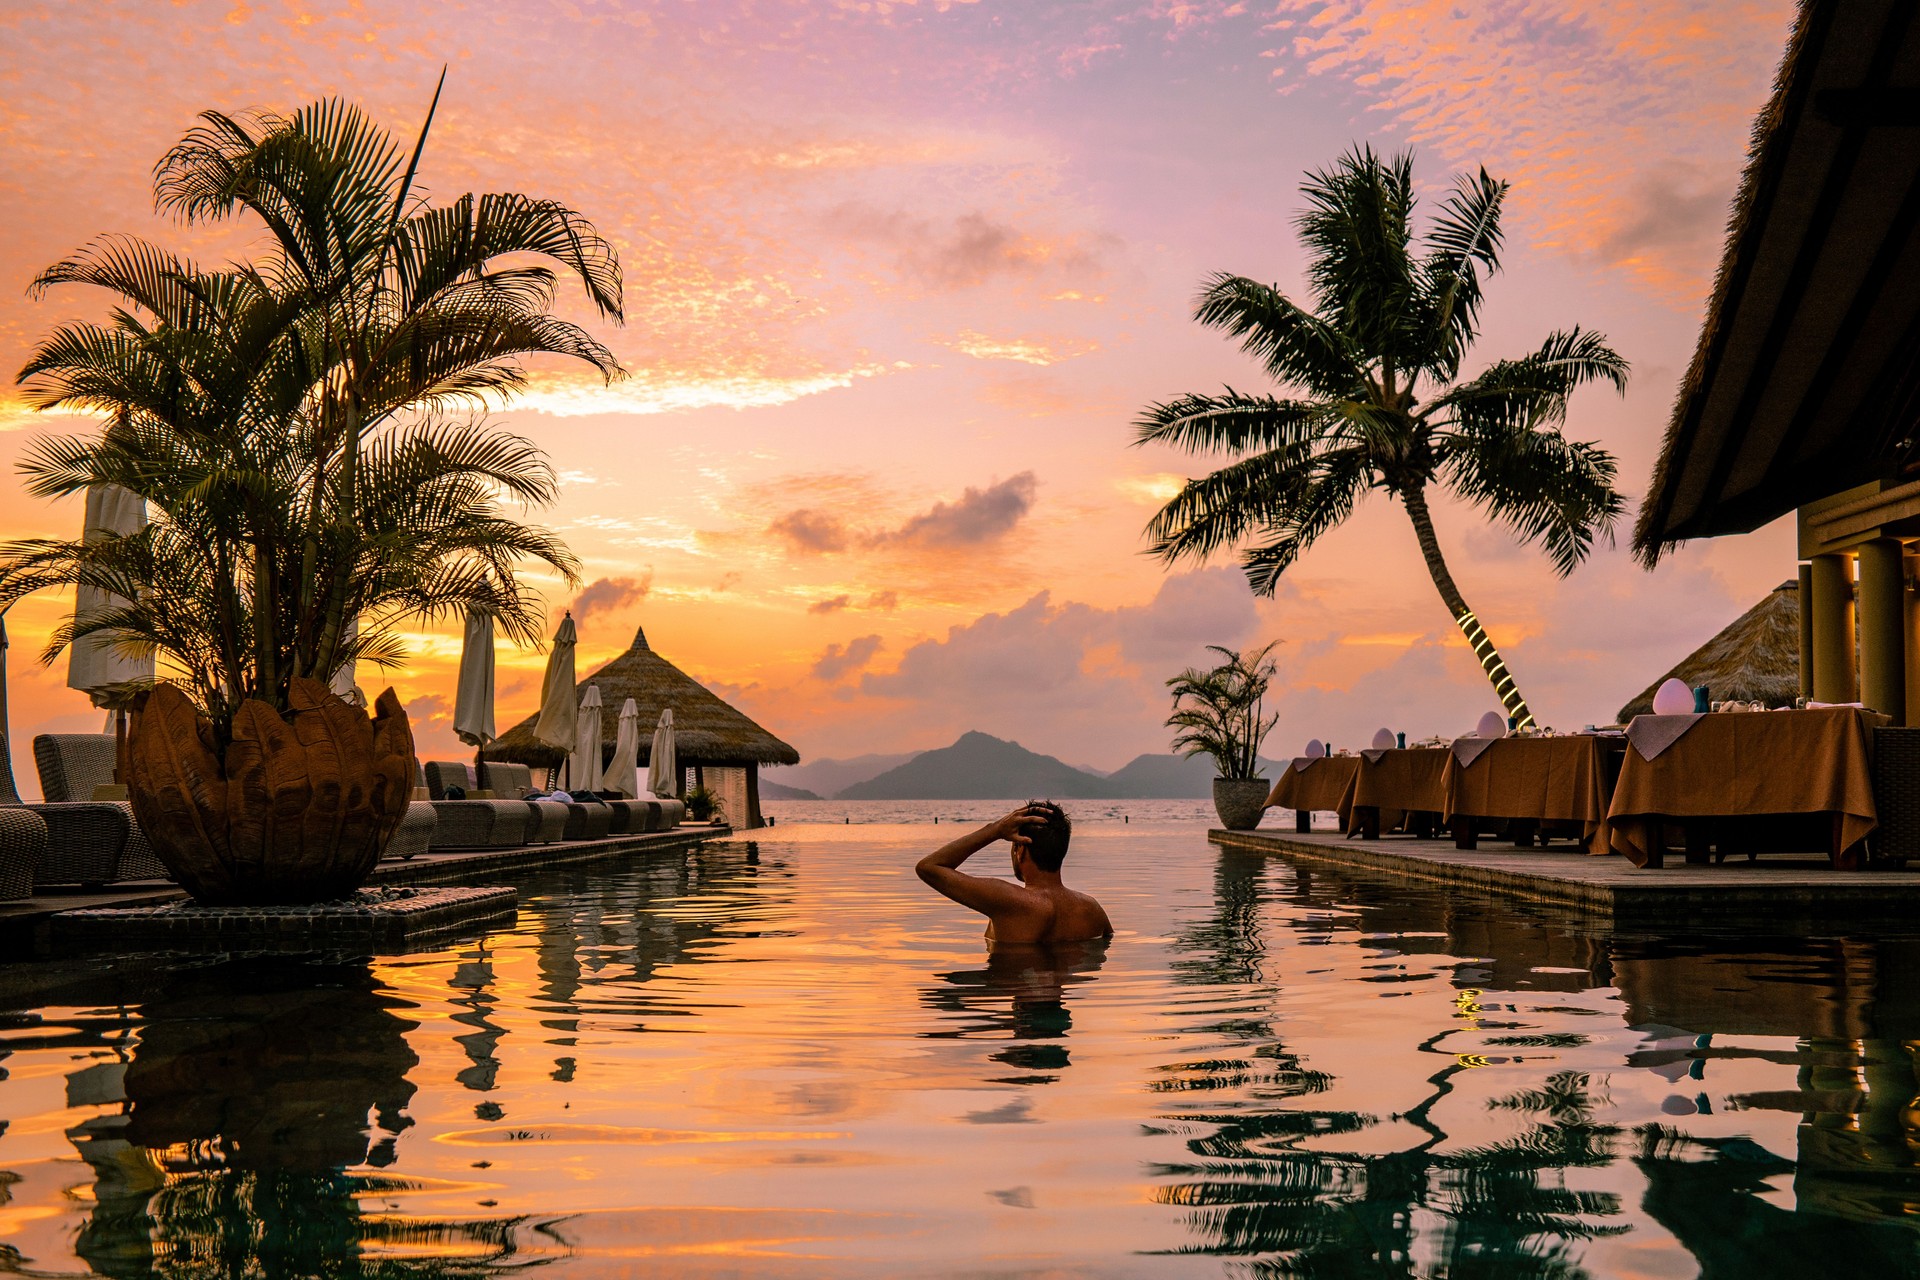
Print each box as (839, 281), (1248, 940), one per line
(1135, 147), (1627, 728)
(0, 85), (623, 900)
(1, 85), (621, 747)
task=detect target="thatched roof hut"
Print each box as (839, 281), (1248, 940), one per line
(1617, 582), (1801, 721)
(486, 625), (799, 770)
(1635, 0), (1920, 563)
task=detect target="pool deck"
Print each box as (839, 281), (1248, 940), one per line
(0, 822), (733, 961)
(1211, 826), (1920, 929)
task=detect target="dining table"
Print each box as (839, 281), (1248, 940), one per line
(1442, 733), (1626, 854)
(1347, 746), (1451, 838)
(1263, 755), (1362, 832)
(1606, 705), (1888, 868)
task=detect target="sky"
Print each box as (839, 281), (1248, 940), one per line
(0, 0), (1801, 789)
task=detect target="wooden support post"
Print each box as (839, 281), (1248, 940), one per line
(1799, 561), (1815, 702)
(1355, 806), (1380, 840)
(1810, 552), (1858, 703)
(1451, 815), (1477, 851)
(1294, 809), (1311, 833)
(1859, 537), (1906, 722)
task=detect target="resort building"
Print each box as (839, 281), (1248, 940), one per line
(487, 625), (798, 829)
(1636, 0), (1920, 722)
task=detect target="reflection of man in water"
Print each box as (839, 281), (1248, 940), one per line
(916, 802), (1113, 944)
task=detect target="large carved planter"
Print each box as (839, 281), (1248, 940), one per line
(126, 678), (415, 904)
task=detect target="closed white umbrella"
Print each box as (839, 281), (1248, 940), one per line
(67, 484), (153, 705)
(647, 708), (678, 798)
(452, 608), (496, 749)
(329, 614), (360, 701)
(603, 697), (640, 797)
(570, 684), (604, 792)
(532, 613), (577, 752)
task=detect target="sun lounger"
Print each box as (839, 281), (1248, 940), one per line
(384, 803), (437, 861)
(34, 733), (169, 881)
(0, 732), (139, 887)
(0, 808), (47, 900)
(423, 761), (530, 849)
(475, 764), (567, 843)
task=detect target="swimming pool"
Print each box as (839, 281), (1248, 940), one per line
(2, 816), (1917, 1276)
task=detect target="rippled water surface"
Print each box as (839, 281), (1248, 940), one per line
(4, 812), (1920, 1277)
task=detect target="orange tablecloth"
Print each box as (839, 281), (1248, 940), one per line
(1607, 707), (1887, 867)
(1443, 735), (1621, 854)
(1352, 748), (1450, 815)
(1264, 757), (1361, 817)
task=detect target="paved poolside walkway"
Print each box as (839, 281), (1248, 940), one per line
(0, 823), (733, 960)
(1212, 827), (1920, 929)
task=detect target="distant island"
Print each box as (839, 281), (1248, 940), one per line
(763, 730), (1283, 800)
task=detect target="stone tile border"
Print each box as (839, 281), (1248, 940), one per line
(1212, 828), (1920, 932)
(48, 885), (519, 957)
(1, 825), (732, 961)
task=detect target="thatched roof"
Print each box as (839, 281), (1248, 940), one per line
(1635, 0), (1920, 563)
(1617, 581), (1801, 720)
(485, 625), (799, 768)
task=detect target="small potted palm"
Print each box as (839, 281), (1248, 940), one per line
(1166, 642), (1280, 830)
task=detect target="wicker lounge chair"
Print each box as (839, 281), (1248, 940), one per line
(476, 763), (567, 843)
(423, 761), (528, 849)
(0, 808), (47, 900)
(0, 733), (135, 887)
(34, 734), (169, 882)
(385, 803), (437, 861)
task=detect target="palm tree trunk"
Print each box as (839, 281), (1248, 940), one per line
(1400, 484), (1534, 729)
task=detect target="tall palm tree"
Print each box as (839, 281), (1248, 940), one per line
(0, 85), (621, 749)
(1135, 147), (1627, 728)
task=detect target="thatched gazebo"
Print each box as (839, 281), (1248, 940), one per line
(486, 624), (798, 828)
(1617, 581), (1801, 721)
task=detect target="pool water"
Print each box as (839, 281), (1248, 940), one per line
(3, 816), (1920, 1277)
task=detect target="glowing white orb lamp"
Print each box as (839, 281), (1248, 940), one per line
(1371, 727), (1395, 750)
(1304, 738), (1326, 758)
(1651, 678), (1695, 717)
(1475, 710), (1507, 739)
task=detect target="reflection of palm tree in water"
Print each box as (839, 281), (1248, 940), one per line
(62, 958), (545, 1278)
(1154, 851), (1629, 1277)
(923, 941), (1110, 1084)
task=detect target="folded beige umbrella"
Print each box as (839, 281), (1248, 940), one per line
(329, 615), (360, 702)
(647, 708), (677, 798)
(452, 607), (496, 750)
(532, 613), (578, 753)
(603, 696), (640, 797)
(67, 484), (153, 706)
(570, 684), (604, 792)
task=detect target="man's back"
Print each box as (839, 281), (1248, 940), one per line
(915, 802), (1113, 945)
(984, 882), (1112, 946)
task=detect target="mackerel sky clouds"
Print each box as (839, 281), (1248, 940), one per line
(0, 1), (1798, 780)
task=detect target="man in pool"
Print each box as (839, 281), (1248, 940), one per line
(916, 802), (1113, 945)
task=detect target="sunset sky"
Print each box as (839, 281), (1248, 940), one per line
(0, 0), (1801, 788)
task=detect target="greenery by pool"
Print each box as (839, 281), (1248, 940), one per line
(2, 815), (1918, 1276)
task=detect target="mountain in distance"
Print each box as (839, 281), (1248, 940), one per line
(1102, 752), (1291, 798)
(838, 732), (1124, 800)
(762, 751), (919, 798)
(759, 779), (823, 801)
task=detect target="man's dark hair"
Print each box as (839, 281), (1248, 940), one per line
(1023, 800), (1071, 871)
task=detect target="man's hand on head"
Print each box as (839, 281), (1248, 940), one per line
(990, 805), (1046, 848)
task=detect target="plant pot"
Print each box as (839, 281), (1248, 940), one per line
(1212, 777), (1270, 831)
(126, 678), (416, 905)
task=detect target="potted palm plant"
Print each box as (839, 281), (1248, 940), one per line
(0, 86), (620, 903)
(1166, 642), (1281, 830)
